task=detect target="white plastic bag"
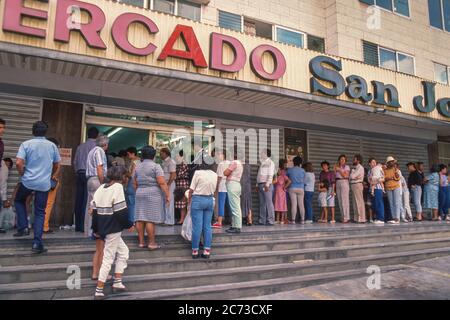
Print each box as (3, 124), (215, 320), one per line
(181, 211), (192, 242)
(0, 207), (15, 230)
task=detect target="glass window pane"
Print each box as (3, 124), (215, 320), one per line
(376, 0), (393, 10)
(154, 0), (175, 14)
(276, 28), (304, 48)
(444, 0), (450, 31)
(120, 0), (145, 7)
(394, 0), (410, 16)
(379, 48), (397, 71)
(434, 63), (449, 84)
(307, 35), (325, 53)
(429, 0), (444, 29)
(397, 53), (415, 75)
(218, 11), (242, 32)
(178, 0), (201, 21)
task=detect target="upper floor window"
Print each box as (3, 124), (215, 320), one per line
(244, 18), (273, 40)
(275, 26), (304, 48)
(434, 62), (450, 84)
(119, 0), (146, 7)
(118, 0), (202, 22)
(363, 40), (415, 75)
(359, 0), (410, 17)
(428, 0), (450, 31)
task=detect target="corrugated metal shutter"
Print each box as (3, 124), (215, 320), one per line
(308, 130), (429, 219)
(218, 10), (242, 32)
(218, 121), (284, 217)
(0, 93), (42, 198)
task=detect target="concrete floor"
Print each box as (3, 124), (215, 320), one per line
(244, 256), (450, 300)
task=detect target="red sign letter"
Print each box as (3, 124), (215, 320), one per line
(54, 0), (106, 50)
(158, 25), (207, 68)
(112, 13), (159, 56)
(2, 0), (47, 38)
(210, 33), (246, 73)
(250, 45), (286, 81)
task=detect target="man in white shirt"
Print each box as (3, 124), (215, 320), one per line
(161, 148), (177, 226)
(256, 149), (276, 225)
(0, 159), (11, 233)
(350, 154), (366, 223)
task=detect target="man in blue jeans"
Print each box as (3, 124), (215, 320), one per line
(14, 121), (61, 254)
(368, 158), (385, 225)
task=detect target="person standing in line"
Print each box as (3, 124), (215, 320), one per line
(303, 162), (315, 224)
(73, 127), (99, 233)
(368, 158), (385, 225)
(241, 161), (253, 226)
(175, 150), (190, 225)
(224, 149), (244, 234)
(384, 157), (402, 225)
(318, 161), (336, 224)
(188, 160), (218, 258)
(274, 159), (291, 224)
(91, 166), (133, 300)
(424, 165), (440, 221)
(256, 149), (276, 226)
(407, 162), (424, 222)
(14, 121), (61, 254)
(0, 118), (7, 234)
(438, 164), (449, 221)
(397, 163), (412, 223)
(85, 134), (109, 280)
(160, 148), (176, 226)
(125, 146), (140, 225)
(287, 157), (305, 224)
(213, 149), (230, 229)
(417, 162), (426, 206)
(43, 138), (61, 234)
(363, 166), (374, 223)
(350, 154), (366, 224)
(334, 155), (351, 223)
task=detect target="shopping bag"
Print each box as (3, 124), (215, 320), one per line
(181, 211), (192, 242)
(0, 207), (15, 230)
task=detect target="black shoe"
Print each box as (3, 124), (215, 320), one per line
(192, 254), (200, 260)
(31, 245), (48, 254)
(0, 229), (6, 234)
(14, 229), (30, 237)
(201, 254), (211, 259)
(226, 228), (241, 234)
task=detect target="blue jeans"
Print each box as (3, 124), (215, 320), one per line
(304, 191), (314, 221)
(410, 186), (423, 213)
(258, 184), (275, 225)
(126, 179), (136, 224)
(74, 171), (87, 232)
(14, 183), (49, 248)
(387, 188), (402, 221)
(191, 195), (214, 251)
(218, 192), (229, 218)
(372, 189), (385, 222)
(439, 186), (448, 216)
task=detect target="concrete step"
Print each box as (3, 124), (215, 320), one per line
(1, 228), (450, 267)
(1, 236), (449, 285)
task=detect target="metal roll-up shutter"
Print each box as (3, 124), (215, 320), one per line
(0, 93), (42, 198)
(218, 120), (284, 217)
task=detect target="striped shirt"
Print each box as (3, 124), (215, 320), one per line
(86, 146), (107, 179)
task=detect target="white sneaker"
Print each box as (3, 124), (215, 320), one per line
(388, 220), (400, 225)
(446, 216), (450, 222)
(373, 220), (385, 225)
(401, 219), (409, 223)
(305, 220), (313, 224)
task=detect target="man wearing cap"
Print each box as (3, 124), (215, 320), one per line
(384, 156), (402, 225)
(14, 121), (61, 254)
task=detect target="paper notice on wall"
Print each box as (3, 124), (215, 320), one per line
(59, 148), (72, 166)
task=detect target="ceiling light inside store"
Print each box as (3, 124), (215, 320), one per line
(107, 127), (123, 137)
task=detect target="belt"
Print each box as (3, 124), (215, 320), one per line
(192, 194), (214, 197)
(351, 182), (363, 185)
(77, 169), (86, 174)
(336, 178), (349, 181)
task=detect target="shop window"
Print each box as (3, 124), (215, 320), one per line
(363, 41), (415, 75)
(218, 10), (242, 32)
(359, 0), (410, 17)
(428, 0), (450, 31)
(275, 26), (304, 48)
(307, 35), (325, 53)
(118, 0), (147, 7)
(434, 62), (450, 85)
(244, 18), (273, 40)
(177, 0), (201, 21)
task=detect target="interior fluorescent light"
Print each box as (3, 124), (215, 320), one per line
(107, 127), (123, 137)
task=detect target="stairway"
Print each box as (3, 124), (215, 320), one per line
(0, 222), (449, 300)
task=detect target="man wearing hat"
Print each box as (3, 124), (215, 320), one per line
(384, 156), (402, 225)
(14, 121), (61, 254)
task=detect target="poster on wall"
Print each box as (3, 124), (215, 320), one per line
(284, 129), (307, 168)
(59, 148), (72, 166)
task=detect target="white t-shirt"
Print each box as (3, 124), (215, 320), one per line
(304, 172), (315, 192)
(216, 160), (230, 193)
(190, 170), (218, 196)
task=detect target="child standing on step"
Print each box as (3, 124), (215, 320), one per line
(91, 166), (134, 300)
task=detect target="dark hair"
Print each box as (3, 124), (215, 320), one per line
(107, 165), (127, 182)
(338, 154), (347, 162)
(321, 180), (330, 189)
(160, 148), (171, 157)
(354, 154), (363, 164)
(430, 165), (439, 173)
(0, 118), (5, 126)
(439, 164), (448, 172)
(293, 156), (303, 167)
(32, 121), (48, 137)
(278, 159), (286, 170)
(47, 137), (59, 147)
(303, 162), (313, 173)
(321, 161), (330, 168)
(118, 150), (127, 157)
(126, 146), (138, 156)
(87, 127), (99, 139)
(368, 158), (377, 164)
(178, 150), (184, 157)
(3, 157), (12, 167)
(266, 149), (272, 157)
(141, 146), (156, 160)
(407, 162), (417, 169)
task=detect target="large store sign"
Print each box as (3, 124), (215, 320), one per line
(1, 0), (450, 118)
